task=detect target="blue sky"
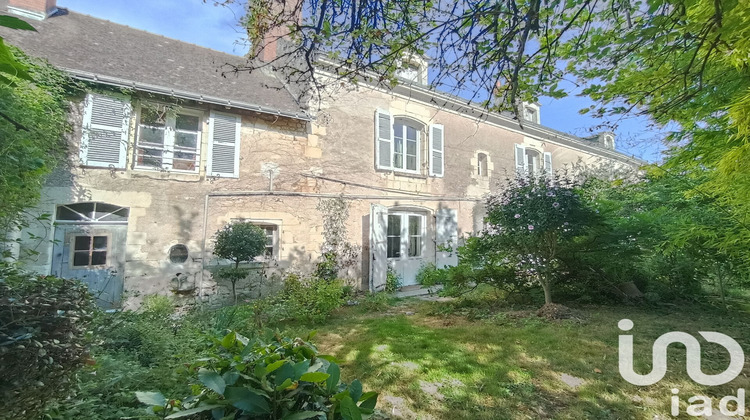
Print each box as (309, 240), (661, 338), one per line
(60, 0), (666, 162)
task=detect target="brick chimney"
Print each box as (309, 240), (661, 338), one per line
(249, 0), (302, 62)
(8, 0), (58, 20)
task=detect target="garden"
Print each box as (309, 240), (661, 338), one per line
(3, 167), (750, 419)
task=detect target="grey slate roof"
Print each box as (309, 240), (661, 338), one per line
(0, 0), (308, 119)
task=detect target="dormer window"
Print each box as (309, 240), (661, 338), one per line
(395, 55), (427, 85)
(523, 104), (540, 124)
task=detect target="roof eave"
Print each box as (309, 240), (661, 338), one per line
(66, 68), (312, 122)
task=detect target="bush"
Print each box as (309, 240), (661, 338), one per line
(0, 265), (96, 419)
(415, 263), (449, 287)
(282, 275), (345, 323)
(138, 331), (378, 419)
(385, 266), (401, 293)
(213, 222), (267, 304)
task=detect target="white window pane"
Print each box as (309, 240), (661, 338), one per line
(175, 131), (198, 149)
(139, 126), (165, 145)
(136, 147), (163, 168)
(176, 114), (200, 131)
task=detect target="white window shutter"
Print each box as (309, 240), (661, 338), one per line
(369, 204), (389, 292)
(207, 111), (241, 178)
(436, 208), (458, 268)
(514, 144), (526, 175)
(543, 152), (553, 176)
(375, 109), (393, 170)
(80, 93), (130, 168)
(429, 123), (445, 177)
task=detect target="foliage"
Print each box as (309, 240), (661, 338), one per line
(138, 330), (378, 420)
(0, 45), (81, 246)
(46, 304), (210, 420)
(415, 263), (447, 288)
(0, 264), (96, 419)
(213, 222), (267, 304)
(316, 197), (360, 281)
(384, 265), (402, 293)
(281, 274), (345, 323)
(476, 173), (602, 304)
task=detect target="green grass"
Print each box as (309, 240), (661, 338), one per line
(302, 298), (750, 419)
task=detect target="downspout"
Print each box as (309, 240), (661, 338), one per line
(199, 193), (209, 304)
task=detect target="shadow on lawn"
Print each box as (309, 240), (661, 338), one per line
(320, 313), (640, 420)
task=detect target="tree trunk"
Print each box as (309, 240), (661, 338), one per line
(231, 280), (237, 305)
(542, 283), (552, 304)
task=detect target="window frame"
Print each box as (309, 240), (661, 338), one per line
(386, 212), (426, 260)
(134, 104), (203, 173)
(392, 119), (421, 174)
(69, 231), (112, 270)
(477, 153), (488, 177)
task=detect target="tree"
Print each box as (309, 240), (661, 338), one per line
(478, 173), (601, 305)
(213, 222), (267, 304)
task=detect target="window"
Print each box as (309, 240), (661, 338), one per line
(523, 104), (540, 124)
(71, 235), (108, 268)
(387, 213), (425, 259)
(526, 149), (541, 174)
(169, 244), (189, 263)
(393, 120), (419, 171)
(228, 219), (279, 260)
(477, 153), (488, 177)
(56, 202), (129, 223)
(515, 144), (552, 176)
(387, 214), (401, 258)
(376, 110), (445, 176)
(135, 105), (202, 172)
(396, 63), (422, 83)
(257, 225), (278, 260)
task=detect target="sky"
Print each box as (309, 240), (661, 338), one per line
(59, 0), (666, 162)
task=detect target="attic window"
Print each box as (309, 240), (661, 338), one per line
(603, 135), (615, 149)
(396, 63), (421, 83)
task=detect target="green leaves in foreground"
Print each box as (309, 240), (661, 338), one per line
(138, 330), (378, 419)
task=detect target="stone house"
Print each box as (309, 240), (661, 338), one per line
(1, 0), (640, 308)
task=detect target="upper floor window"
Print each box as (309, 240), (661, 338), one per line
(393, 119), (419, 172)
(375, 109), (444, 177)
(135, 105), (202, 173)
(396, 63), (422, 84)
(477, 153), (488, 177)
(514, 144), (552, 177)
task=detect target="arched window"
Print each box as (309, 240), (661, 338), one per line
(392, 117), (422, 172)
(525, 149), (541, 174)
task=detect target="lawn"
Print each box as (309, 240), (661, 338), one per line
(294, 297), (750, 420)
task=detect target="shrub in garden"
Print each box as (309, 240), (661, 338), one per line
(138, 330), (378, 419)
(385, 265), (402, 293)
(0, 264), (96, 419)
(472, 173), (603, 305)
(281, 274), (345, 323)
(213, 222), (268, 304)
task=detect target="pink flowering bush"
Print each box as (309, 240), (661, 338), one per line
(475, 172), (602, 304)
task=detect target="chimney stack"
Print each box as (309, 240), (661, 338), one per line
(8, 0), (57, 20)
(249, 0), (303, 62)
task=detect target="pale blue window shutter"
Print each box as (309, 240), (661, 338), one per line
(80, 93), (130, 168)
(207, 111), (241, 178)
(429, 123), (444, 177)
(375, 109), (393, 170)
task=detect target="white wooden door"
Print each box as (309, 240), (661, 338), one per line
(387, 212), (426, 286)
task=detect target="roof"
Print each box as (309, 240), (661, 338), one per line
(0, 1), (309, 120)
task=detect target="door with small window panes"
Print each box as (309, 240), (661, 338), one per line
(386, 212), (425, 286)
(51, 203), (128, 309)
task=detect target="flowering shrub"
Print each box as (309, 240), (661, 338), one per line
(477, 173), (602, 304)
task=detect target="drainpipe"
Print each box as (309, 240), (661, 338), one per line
(199, 194), (209, 304)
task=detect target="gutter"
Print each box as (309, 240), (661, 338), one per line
(65, 68), (313, 122)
